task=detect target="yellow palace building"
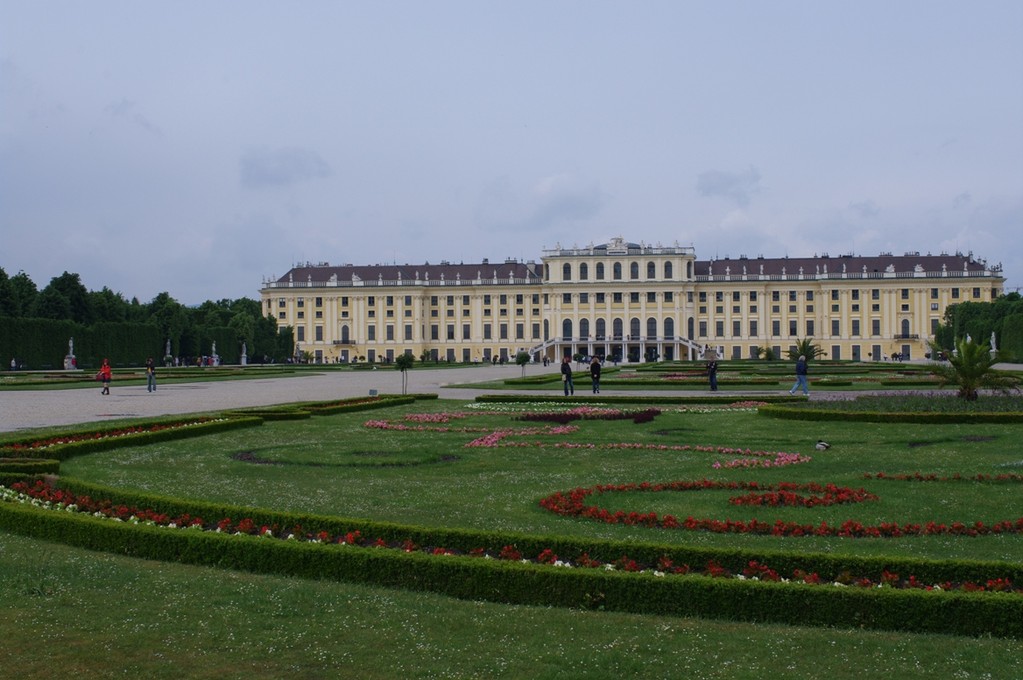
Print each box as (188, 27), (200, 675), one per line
(260, 237), (1004, 365)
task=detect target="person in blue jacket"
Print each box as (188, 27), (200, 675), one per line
(789, 355), (809, 396)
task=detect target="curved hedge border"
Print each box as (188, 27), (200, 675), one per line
(758, 404), (1023, 424)
(0, 458), (59, 475)
(0, 417), (264, 461)
(1, 482), (1021, 638)
(477, 394), (803, 406)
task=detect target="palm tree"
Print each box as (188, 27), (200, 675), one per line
(786, 338), (826, 362)
(928, 338), (1019, 401)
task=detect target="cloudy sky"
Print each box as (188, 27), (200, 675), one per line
(2, 1), (1021, 304)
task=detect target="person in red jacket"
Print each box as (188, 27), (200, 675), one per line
(98, 358), (112, 395)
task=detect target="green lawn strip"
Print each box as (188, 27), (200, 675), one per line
(1, 499), (1019, 638)
(2, 533), (1014, 680)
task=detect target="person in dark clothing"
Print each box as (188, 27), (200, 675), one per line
(561, 356), (574, 396)
(589, 356), (602, 394)
(789, 355), (809, 396)
(706, 358), (718, 391)
(145, 357), (157, 392)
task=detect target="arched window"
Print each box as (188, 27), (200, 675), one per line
(579, 263), (589, 280)
(664, 261), (673, 279)
(646, 317), (658, 339)
(579, 318), (590, 338)
(664, 317), (675, 338)
(613, 318), (624, 339)
(686, 261), (693, 279)
(613, 263), (622, 280)
(341, 325), (350, 343)
(647, 262), (656, 279)
(630, 317), (641, 339)
(544, 263), (550, 280)
(562, 319), (573, 339)
(630, 262), (639, 279)
(596, 318), (606, 339)
(543, 319), (550, 341)
(687, 317), (695, 338)
(562, 263), (572, 281)
(596, 263), (605, 280)
(901, 319), (910, 336)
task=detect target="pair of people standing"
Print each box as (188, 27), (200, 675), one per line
(560, 356), (603, 395)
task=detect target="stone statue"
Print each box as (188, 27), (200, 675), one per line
(990, 332), (997, 351)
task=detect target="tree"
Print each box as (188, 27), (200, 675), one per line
(0, 267), (15, 317)
(394, 352), (415, 394)
(786, 338), (826, 362)
(89, 287), (130, 322)
(32, 286), (72, 320)
(927, 338), (1020, 401)
(8, 271), (38, 318)
(41, 271), (93, 324)
(515, 350), (531, 376)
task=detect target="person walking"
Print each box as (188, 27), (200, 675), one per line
(145, 357), (157, 392)
(589, 356), (602, 394)
(706, 357), (718, 391)
(789, 354), (809, 396)
(561, 356), (574, 396)
(98, 358), (112, 395)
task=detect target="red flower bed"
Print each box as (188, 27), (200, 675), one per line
(538, 479), (1023, 538)
(4, 480), (1020, 596)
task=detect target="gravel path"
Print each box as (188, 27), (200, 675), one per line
(4, 362), (1018, 433)
(0, 365), (530, 433)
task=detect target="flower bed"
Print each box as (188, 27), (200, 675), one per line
(3, 479), (1019, 599)
(538, 479), (1023, 538)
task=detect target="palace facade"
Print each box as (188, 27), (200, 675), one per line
(259, 237), (1004, 364)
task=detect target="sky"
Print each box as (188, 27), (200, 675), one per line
(2, 1), (1021, 305)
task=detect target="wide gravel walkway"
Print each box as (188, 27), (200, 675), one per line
(4, 361), (1018, 434)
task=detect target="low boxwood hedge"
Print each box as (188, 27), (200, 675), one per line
(758, 404), (1023, 424)
(0, 458), (59, 475)
(0, 416), (263, 461)
(0, 497), (1019, 638)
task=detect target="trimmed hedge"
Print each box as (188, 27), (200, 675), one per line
(476, 394), (803, 405)
(39, 477), (1023, 589)
(0, 417), (264, 461)
(0, 458), (59, 475)
(758, 404), (1023, 424)
(0, 497), (1020, 638)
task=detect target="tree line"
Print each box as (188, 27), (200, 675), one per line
(0, 268), (293, 370)
(933, 291), (1023, 361)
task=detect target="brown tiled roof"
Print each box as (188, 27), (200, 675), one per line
(693, 253), (989, 277)
(278, 261), (542, 284)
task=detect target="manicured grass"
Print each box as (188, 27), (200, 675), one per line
(5, 395), (1023, 676)
(0, 531), (1018, 680)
